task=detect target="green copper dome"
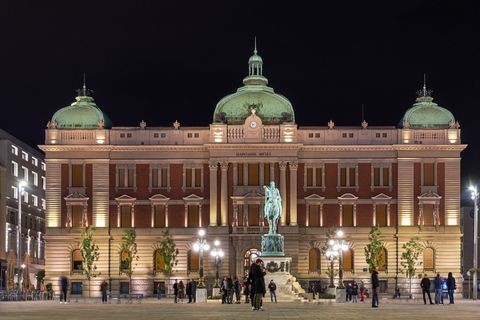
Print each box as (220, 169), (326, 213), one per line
(399, 89), (455, 129)
(51, 88), (113, 129)
(213, 45), (295, 124)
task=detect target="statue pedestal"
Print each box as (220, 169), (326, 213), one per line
(196, 288), (207, 303)
(335, 287), (346, 303)
(260, 255), (304, 301)
(261, 234), (284, 256)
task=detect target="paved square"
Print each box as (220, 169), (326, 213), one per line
(1, 299), (479, 319)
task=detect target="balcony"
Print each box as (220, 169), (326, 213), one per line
(232, 226), (268, 234)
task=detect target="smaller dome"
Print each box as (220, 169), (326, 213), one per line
(399, 89), (455, 129)
(249, 52), (263, 64)
(51, 88), (113, 129)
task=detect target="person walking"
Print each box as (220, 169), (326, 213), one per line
(190, 279), (197, 303)
(394, 286), (400, 299)
(220, 276), (228, 304)
(156, 282), (162, 300)
(251, 258), (268, 311)
(311, 284), (316, 300)
(173, 279), (178, 303)
(447, 272), (456, 304)
(371, 266), (379, 308)
(434, 274), (442, 304)
(268, 279), (277, 303)
(421, 274), (433, 305)
(100, 280), (108, 303)
(60, 273), (68, 304)
(359, 281), (365, 301)
(186, 279), (192, 303)
(234, 276), (242, 304)
(177, 280), (185, 303)
(351, 281), (358, 303)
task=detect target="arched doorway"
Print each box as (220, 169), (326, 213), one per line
(244, 248), (261, 275)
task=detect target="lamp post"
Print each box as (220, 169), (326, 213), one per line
(325, 230), (348, 289)
(470, 186), (479, 300)
(193, 230), (209, 288)
(325, 239), (338, 288)
(17, 180), (27, 285)
(210, 240), (224, 288)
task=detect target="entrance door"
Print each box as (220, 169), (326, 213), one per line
(244, 249), (261, 275)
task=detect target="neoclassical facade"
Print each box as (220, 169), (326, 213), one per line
(40, 46), (465, 297)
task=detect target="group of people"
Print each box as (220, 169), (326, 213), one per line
(220, 276), (243, 304)
(246, 258), (269, 311)
(172, 279), (197, 303)
(421, 273), (456, 305)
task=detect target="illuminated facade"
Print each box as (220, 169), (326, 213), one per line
(40, 46), (465, 297)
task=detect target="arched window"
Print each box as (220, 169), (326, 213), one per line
(342, 248), (353, 270)
(188, 250), (199, 270)
(377, 248), (387, 270)
(309, 248), (320, 270)
(72, 249), (82, 272)
(120, 250), (130, 270)
(154, 249), (165, 270)
(424, 247), (434, 270)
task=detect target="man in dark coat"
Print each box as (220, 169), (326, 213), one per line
(173, 279), (178, 303)
(186, 279), (192, 303)
(447, 272), (456, 304)
(371, 266), (379, 308)
(268, 279), (277, 303)
(247, 271), (255, 308)
(190, 279), (197, 303)
(421, 274), (433, 305)
(251, 259), (268, 311)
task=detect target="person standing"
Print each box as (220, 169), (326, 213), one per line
(186, 279), (192, 303)
(173, 279), (178, 303)
(177, 280), (185, 303)
(243, 277), (250, 304)
(190, 279), (197, 303)
(234, 276), (242, 304)
(156, 282), (162, 300)
(447, 272), (456, 304)
(359, 281), (365, 301)
(351, 281), (358, 303)
(227, 276), (234, 304)
(251, 259), (268, 311)
(421, 274), (433, 305)
(346, 282), (352, 301)
(311, 284), (316, 300)
(434, 274), (442, 304)
(60, 273), (68, 304)
(394, 286), (400, 299)
(100, 280), (108, 303)
(268, 279), (277, 303)
(220, 276), (228, 304)
(371, 266), (379, 308)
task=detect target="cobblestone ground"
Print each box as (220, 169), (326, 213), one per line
(1, 298), (479, 320)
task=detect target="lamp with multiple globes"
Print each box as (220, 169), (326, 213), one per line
(194, 229), (209, 288)
(210, 240), (224, 287)
(470, 186), (478, 300)
(325, 230), (348, 288)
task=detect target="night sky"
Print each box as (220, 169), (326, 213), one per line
(1, 1), (478, 203)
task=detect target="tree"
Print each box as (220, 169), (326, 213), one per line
(157, 229), (179, 294)
(119, 228), (139, 294)
(400, 236), (424, 298)
(80, 226), (101, 298)
(364, 225), (384, 273)
(36, 270), (46, 290)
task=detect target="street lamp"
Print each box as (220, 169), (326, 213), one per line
(210, 240), (224, 288)
(325, 230), (348, 289)
(17, 180), (27, 286)
(194, 230), (209, 288)
(470, 186), (478, 300)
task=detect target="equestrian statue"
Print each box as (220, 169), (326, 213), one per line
(263, 181), (282, 234)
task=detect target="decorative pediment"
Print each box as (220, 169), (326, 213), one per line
(183, 194), (204, 203)
(244, 190), (263, 198)
(115, 194), (137, 205)
(371, 193), (392, 200)
(418, 191), (442, 200)
(149, 194), (170, 203)
(338, 193), (358, 200)
(64, 192), (88, 200)
(304, 193), (325, 204)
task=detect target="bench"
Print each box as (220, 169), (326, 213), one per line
(108, 293), (144, 303)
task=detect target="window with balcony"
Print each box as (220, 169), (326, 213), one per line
(72, 205), (83, 227)
(248, 164), (259, 186)
(248, 205), (260, 226)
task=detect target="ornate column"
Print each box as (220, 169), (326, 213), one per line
(66, 204), (72, 227)
(289, 162), (298, 226)
(151, 204), (155, 228)
(243, 163), (248, 186)
(220, 162), (229, 226)
(165, 204), (169, 228)
(209, 162), (218, 226)
(233, 203), (238, 226)
(279, 162), (287, 226)
(259, 163), (265, 186)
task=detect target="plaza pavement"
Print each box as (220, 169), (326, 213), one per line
(1, 298), (479, 320)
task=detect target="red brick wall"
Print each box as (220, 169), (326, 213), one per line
(323, 204), (339, 227)
(134, 205), (150, 228)
(356, 204), (373, 227)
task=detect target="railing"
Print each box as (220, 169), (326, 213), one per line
(61, 131), (95, 141)
(228, 126), (244, 140)
(412, 130), (445, 141)
(263, 127), (280, 139)
(233, 226), (267, 234)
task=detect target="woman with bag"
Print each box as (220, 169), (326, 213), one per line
(177, 280), (185, 303)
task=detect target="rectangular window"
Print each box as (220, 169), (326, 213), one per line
(71, 165), (83, 187)
(195, 169), (201, 187)
(308, 133), (313, 138)
(41, 162), (46, 171)
(340, 168), (347, 186)
(423, 163), (435, 186)
(152, 168), (168, 188)
(376, 133), (380, 138)
(185, 167), (202, 188)
(305, 166), (323, 187)
(21, 151), (28, 161)
(315, 133), (320, 138)
(120, 133), (125, 138)
(316, 168), (322, 186)
(340, 166), (355, 187)
(349, 133), (354, 138)
(248, 164), (259, 186)
(342, 133), (347, 138)
(32, 195), (38, 207)
(155, 205), (166, 228)
(12, 145), (18, 155)
(22, 191), (28, 203)
(161, 133), (166, 138)
(382, 133), (387, 138)
(342, 205), (354, 227)
(154, 133), (159, 138)
(188, 205), (199, 228)
(41, 177), (46, 190)
(22, 167), (28, 181)
(32, 172), (38, 186)
(127, 133), (132, 138)
(32, 157), (38, 166)
(264, 163), (270, 184)
(248, 205), (259, 226)
(383, 168), (389, 186)
(194, 133), (199, 138)
(374, 168), (380, 186)
(118, 168), (135, 188)
(238, 164), (244, 185)
(349, 168), (355, 186)
(376, 204), (387, 227)
(121, 206), (132, 228)
(424, 204), (434, 225)
(41, 199), (46, 210)
(187, 133), (192, 138)
(11, 186), (18, 199)
(186, 169), (192, 187)
(71, 282), (82, 295)
(11, 161), (18, 176)
(307, 168), (313, 186)
(72, 206), (83, 227)
(309, 205), (320, 227)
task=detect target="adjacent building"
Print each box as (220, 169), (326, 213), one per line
(40, 45), (466, 297)
(0, 129), (46, 289)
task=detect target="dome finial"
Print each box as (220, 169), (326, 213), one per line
(416, 74), (432, 100)
(254, 36), (257, 55)
(77, 74), (93, 97)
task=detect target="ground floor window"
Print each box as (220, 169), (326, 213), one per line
(154, 281), (165, 295)
(120, 282), (129, 294)
(71, 282), (82, 294)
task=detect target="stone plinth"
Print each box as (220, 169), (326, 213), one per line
(196, 288), (207, 303)
(261, 234), (284, 256)
(335, 287), (346, 303)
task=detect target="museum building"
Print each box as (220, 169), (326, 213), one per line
(40, 45), (466, 297)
